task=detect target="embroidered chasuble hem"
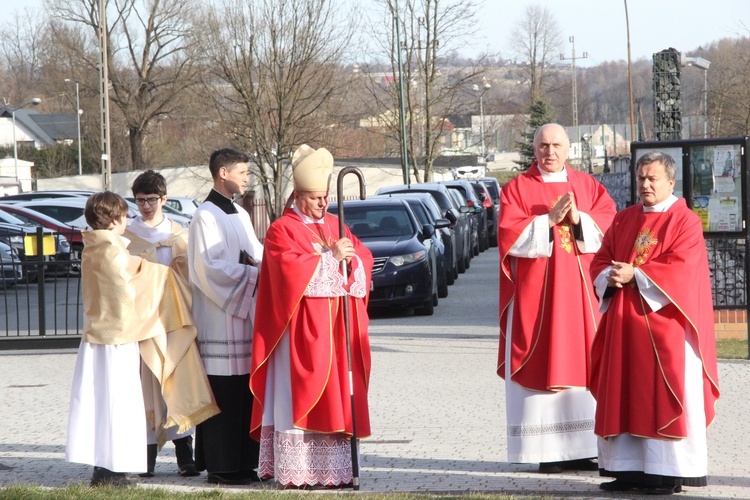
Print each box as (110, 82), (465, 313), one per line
(258, 426), (353, 487)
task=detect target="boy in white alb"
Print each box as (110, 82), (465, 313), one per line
(124, 170), (197, 477)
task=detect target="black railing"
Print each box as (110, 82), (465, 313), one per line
(0, 227), (82, 349)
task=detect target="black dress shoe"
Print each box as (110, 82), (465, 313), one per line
(640, 484), (682, 495)
(206, 472), (252, 485)
(91, 466), (135, 487)
(565, 458), (599, 471)
(599, 479), (635, 491)
(538, 462), (564, 473)
(174, 436), (200, 477)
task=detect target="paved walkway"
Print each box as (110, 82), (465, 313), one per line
(1, 250), (748, 498)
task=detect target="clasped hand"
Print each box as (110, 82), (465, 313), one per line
(549, 191), (580, 227)
(606, 260), (635, 288)
(331, 237), (356, 263)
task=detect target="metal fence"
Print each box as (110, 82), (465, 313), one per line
(1, 228), (83, 349)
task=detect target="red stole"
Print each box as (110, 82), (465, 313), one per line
(590, 199), (720, 439)
(249, 210), (373, 439)
(497, 163), (615, 391)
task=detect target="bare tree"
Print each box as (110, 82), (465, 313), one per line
(361, 0), (486, 182)
(197, 0), (356, 220)
(508, 5), (562, 103)
(705, 36), (750, 136)
(47, 0), (200, 171)
(0, 9), (48, 105)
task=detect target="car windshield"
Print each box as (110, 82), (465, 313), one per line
(0, 209), (33, 226)
(343, 206), (414, 239)
(483, 182), (500, 199)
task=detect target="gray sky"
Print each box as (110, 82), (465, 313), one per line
(2, 0), (748, 67)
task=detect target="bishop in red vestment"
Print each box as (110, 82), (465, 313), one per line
(590, 151), (719, 495)
(497, 123), (616, 472)
(250, 145), (373, 488)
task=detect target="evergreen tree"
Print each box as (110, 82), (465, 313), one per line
(515, 99), (555, 170)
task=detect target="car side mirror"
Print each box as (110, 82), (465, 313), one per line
(433, 218), (451, 230)
(444, 209), (458, 225)
(422, 224), (435, 239)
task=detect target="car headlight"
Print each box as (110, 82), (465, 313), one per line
(390, 249), (426, 266)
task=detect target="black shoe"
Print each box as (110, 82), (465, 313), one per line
(206, 472), (252, 485)
(174, 436), (199, 477)
(599, 479), (635, 491)
(91, 466), (135, 487)
(139, 444), (158, 478)
(640, 484), (682, 495)
(538, 462), (564, 473)
(565, 458), (599, 471)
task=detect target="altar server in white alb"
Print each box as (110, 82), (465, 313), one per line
(66, 191), (218, 487)
(188, 148), (264, 486)
(124, 170), (197, 478)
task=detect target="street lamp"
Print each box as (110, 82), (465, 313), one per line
(2, 97), (42, 190)
(65, 79), (83, 175)
(681, 55), (711, 138)
(472, 81), (491, 156)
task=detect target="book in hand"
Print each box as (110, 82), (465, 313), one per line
(239, 249), (257, 267)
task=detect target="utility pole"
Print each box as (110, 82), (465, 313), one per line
(624, 0), (636, 145)
(394, 0), (410, 186)
(560, 36), (587, 166)
(98, 0), (112, 190)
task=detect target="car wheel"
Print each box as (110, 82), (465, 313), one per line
(465, 253), (471, 269)
(489, 230), (498, 248)
(446, 265), (455, 285)
(473, 240), (479, 256)
(416, 297), (435, 316)
(457, 253), (466, 273)
(438, 271), (448, 298)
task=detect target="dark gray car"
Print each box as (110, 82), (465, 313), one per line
(375, 183), (473, 274)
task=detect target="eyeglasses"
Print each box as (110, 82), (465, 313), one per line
(135, 196), (163, 206)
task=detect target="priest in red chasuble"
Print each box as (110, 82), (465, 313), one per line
(250, 144), (373, 488)
(590, 151), (720, 495)
(497, 123), (616, 473)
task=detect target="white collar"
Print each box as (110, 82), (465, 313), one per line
(292, 204), (325, 224)
(643, 194), (678, 212)
(539, 167), (568, 182)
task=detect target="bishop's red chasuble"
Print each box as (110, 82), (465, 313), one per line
(498, 163), (615, 391)
(250, 209), (373, 439)
(590, 199), (720, 440)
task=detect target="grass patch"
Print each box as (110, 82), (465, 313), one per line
(0, 485), (552, 500)
(716, 338), (748, 359)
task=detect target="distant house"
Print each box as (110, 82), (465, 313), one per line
(564, 124), (635, 158)
(0, 108), (78, 194)
(0, 108), (78, 149)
